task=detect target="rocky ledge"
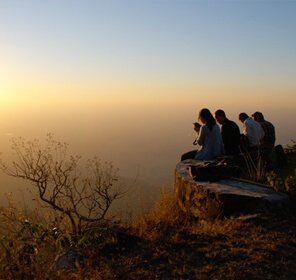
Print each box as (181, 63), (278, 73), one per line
(175, 159), (290, 219)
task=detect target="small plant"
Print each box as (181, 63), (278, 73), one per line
(286, 139), (296, 152)
(0, 217), (55, 279)
(53, 222), (119, 250)
(241, 150), (266, 183)
(266, 171), (285, 192)
(265, 140), (296, 193)
(266, 171), (296, 193)
(284, 175), (296, 192)
(0, 198), (122, 279)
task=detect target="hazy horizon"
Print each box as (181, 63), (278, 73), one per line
(0, 100), (295, 203)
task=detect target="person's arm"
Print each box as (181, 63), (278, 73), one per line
(244, 120), (250, 137)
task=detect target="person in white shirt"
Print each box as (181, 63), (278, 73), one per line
(238, 112), (265, 148)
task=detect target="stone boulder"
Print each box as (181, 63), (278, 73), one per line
(175, 159), (290, 219)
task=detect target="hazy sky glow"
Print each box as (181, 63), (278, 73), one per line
(0, 1), (296, 206)
(1, 0), (296, 102)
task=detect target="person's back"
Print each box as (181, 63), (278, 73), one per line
(222, 119), (241, 155)
(215, 110), (240, 155)
(239, 113), (264, 148)
(195, 123), (224, 160)
(252, 112), (275, 149)
(252, 112), (276, 167)
(259, 120), (275, 148)
(244, 118), (264, 147)
(181, 108), (224, 161)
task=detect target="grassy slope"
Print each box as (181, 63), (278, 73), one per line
(1, 190), (296, 279)
(103, 191), (296, 280)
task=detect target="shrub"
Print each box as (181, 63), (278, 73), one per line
(0, 134), (125, 234)
(0, 197), (57, 279)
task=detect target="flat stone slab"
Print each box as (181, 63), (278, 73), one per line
(175, 159), (290, 219)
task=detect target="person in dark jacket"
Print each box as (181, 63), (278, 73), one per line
(215, 109), (241, 155)
(252, 112), (275, 149)
(252, 111), (276, 166)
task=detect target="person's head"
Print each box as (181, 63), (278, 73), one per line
(252, 112), (264, 122)
(199, 108), (216, 130)
(239, 112), (249, 123)
(215, 109), (226, 125)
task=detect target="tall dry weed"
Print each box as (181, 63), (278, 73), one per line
(134, 187), (193, 239)
(242, 151), (266, 182)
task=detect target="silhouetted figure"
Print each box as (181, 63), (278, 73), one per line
(252, 112), (275, 149)
(215, 109), (240, 156)
(181, 108), (224, 161)
(252, 111), (276, 167)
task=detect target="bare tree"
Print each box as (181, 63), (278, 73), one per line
(0, 134), (125, 234)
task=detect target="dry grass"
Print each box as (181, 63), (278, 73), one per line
(1, 189), (296, 279)
(133, 188), (193, 239)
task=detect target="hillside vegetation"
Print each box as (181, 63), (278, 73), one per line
(1, 189), (296, 279)
(1, 137), (296, 279)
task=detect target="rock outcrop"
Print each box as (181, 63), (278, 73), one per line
(175, 159), (290, 219)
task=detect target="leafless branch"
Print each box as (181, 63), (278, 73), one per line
(0, 134), (125, 234)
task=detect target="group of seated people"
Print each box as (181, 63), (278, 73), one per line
(181, 108), (276, 163)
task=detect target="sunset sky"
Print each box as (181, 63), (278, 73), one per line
(1, 0), (295, 104)
(0, 1), (296, 197)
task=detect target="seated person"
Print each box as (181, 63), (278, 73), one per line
(215, 109), (241, 156)
(252, 111), (275, 150)
(238, 112), (264, 151)
(181, 108), (224, 161)
(252, 111), (276, 166)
